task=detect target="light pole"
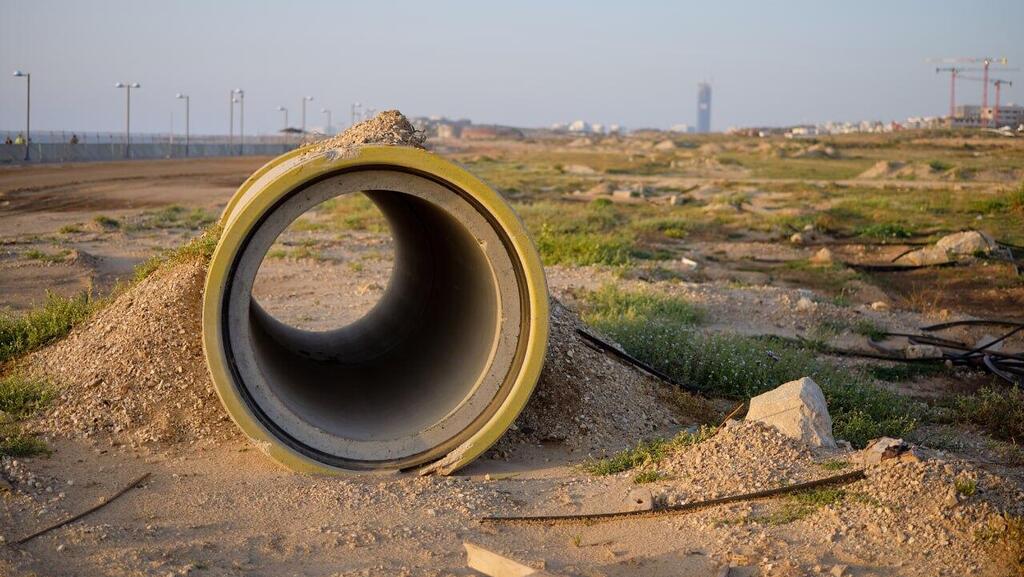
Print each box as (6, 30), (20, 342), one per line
(233, 88), (244, 155)
(350, 102), (361, 127)
(228, 90), (234, 151)
(114, 82), (141, 159)
(321, 108), (332, 134)
(276, 106), (288, 131)
(176, 93), (190, 157)
(301, 96), (314, 136)
(12, 70), (30, 161)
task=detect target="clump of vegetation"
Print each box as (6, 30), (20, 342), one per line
(133, 224), (221, 282)
(853, 319), (886, 341)
(0, 292), (97, 363)
(954, 476), (977, 497)
(750, 487), (849, 525)
(57, 223), (83, 234)
(819, 459), (850, 471)
(868, 363), (942, 382)
(953, 386), (1024, 444)
(93, 215), (120, 230)
(581, 286), (919, 447)
(928, 160), (953, 172)
(856, 222), (914, 240)
(23, 248), (70, 263)
(0, 373), (55, 458)
(132, 205), (215, 230)
(0, 373), (55, 418)
(583, 425), (716, 476)
(632, 470), (670, 484)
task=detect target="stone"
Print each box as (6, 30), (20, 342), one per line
(654, 139), (677, 151)
(809, 248), (834, 265)
(562, 163), (596, 175)
(745, 377), (836, 448)
(861, 437), (910, 465)
(870, 301), (890, 311)
(612, 189), (636, 201)
(830, 564), (849, 577)
(935, 230), (995, 256)
(679, 257), (699, 271)
(795, 296), (817, 312)
(899, 245), (950, 266)
(905, 344), (943, 359)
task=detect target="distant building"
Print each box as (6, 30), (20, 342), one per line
(568, 120), (591, 133)
(953, 104), (1024, 129)
(697, 82), (712, 133)
(670, 124), (694, 133)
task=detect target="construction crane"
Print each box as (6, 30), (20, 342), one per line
(929, 57), (1011, 126)
(934, 66), (978, 119)
(961, 76), (1014, 127)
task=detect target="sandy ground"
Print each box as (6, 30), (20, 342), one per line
(2, 153), (1023, 576)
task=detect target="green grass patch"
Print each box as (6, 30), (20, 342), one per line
(750, 487), (850, 525)
(133, 224), (221, 282)
(0, 292), (97, 364)
(317, 194), (388, 233)
(953, 386), (1024, 444)
(819, 459), (850, 471)
(581, 287), (919, 447)
(93, 215), (120, 230)
(583, 426), (716, 476)
(0, 374), (54, 419)
(633, 470), (670, 484)
(132, 205), (216, 230)
(57, 223), (83, 234)
(856, 222), (914, 240)
(853, 319), (887, 341)
(0, 427), (50, 458)
(867, 363), (942, 382)
(23, 249), (70, 263)
(954, 477), (977, 497)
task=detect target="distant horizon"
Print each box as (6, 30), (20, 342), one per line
(2, 0), (1022, 135)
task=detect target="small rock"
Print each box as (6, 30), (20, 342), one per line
(745, 377), (836, 448)
(861, 437), (912, 465)
(679, 257), (699, 270)
(795, 296), (817, 312)
(830, 564), (849, 577)
(870, 301), (890, 312)
(935, 230), (995, 256)
(809, 248), (834, 265)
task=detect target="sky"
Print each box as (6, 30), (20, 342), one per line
(1, 0), (1022, 135)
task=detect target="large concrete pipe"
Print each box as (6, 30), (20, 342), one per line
(202, 146), (548, 474)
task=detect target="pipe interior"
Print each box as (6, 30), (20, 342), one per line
(226, 170), (521, 465)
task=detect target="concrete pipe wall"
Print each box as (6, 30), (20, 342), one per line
(203, 146), (549, 474)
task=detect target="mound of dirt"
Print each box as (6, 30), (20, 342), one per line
(28, 258), (236, 446)
(304, 109), (425, 155)
(858, 160), (906, 179)
(650, 421), (819, 500)
(491, 301), (706, 458)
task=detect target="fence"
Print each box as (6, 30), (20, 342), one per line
(0, 142), (299, 164)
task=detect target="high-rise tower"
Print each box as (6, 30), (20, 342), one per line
(697, 82), (712, 133)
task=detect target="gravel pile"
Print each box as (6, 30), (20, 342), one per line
(492, 301), (704, 458)
(303, 110), (425, 155)
(655, 421), (820, 499)
(27, 259), (237, 446)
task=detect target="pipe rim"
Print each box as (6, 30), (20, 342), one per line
(203, 146), (548, 474)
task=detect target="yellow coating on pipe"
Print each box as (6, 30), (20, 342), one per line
(203, 145), (549, 475)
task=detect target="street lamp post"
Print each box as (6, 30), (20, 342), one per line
(12, 70), (30, 161)
(114, 82), (141, 159)
(233, 89), (244, 155)
(321, 108), (332, 135)
(276, 106), (288, 131)
(350, 102), (361, 127)
(176, 93), (190, 157)
(301, 96), (314, 136)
